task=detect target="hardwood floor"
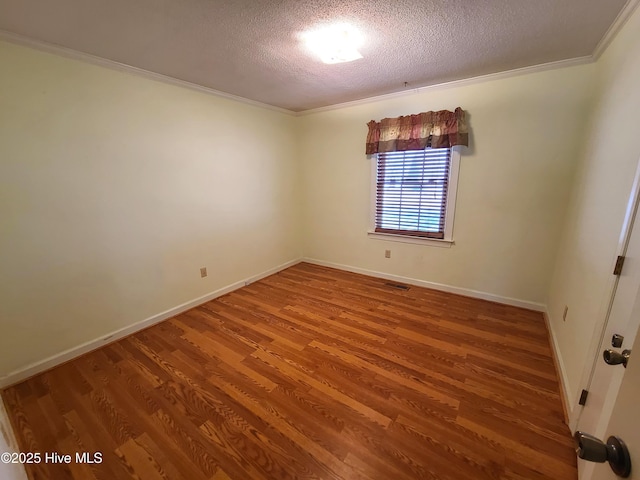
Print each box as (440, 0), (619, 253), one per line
(2, 263), (577, 479)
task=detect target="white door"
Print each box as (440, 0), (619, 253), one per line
(576, 224), (640, 436)
(588, 349), (640, 479)
(576, 162), (640, 480)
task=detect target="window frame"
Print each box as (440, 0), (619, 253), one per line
(368, 146), (461, 247)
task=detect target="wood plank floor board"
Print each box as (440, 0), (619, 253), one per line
(384, 420), (505, 480)
(260, 386), (350, 459)
(2, 263), (577, 479)
(394, 410), (507, 469)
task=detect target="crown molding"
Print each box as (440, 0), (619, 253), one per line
(0, 30), (295, 116)
(3, 10), (632, 118)
(592, 0), (640, 60)
(296, 56), (593, 116)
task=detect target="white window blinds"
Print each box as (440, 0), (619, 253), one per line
(375, 148), (451, 239)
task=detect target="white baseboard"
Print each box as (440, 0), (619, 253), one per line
(543, 308), (575, 428)
(302, 257), (546, 311)
(0, 258), (301, 389)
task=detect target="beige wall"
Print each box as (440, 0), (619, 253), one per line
(547, 6), (640, 413)
(0, 41), (301, 378)
(298, 64), (594, 305)
(2, 5), (638, 404)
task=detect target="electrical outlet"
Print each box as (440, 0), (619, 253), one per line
(563, 305), (568, 321)
(200, 267), (207, 278)
(385, 250), (391, 258)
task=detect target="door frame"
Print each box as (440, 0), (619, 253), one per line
(570, 156), (640, 431)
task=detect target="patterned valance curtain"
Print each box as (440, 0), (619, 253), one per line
(366, 107), (468, 154)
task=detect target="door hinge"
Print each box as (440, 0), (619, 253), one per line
(613, 256), (625, 275)
(579, 389), (589, 406)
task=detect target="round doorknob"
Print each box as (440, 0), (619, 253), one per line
(603, 349), (631, 368)
(574, 431), (631, 477)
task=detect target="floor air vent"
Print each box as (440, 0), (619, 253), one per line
(384, 282), (410, 290)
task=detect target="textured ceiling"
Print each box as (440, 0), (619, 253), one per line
(0, 0), (630, 111)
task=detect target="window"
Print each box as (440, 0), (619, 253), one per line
(370, 147), (460, 244)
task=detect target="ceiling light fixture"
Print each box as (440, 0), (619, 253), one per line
(301, 23), (364, 64)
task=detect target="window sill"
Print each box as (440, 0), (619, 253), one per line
(367, 231), (454, 248)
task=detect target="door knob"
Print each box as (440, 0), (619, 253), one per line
(603, 349), (632, 368)
(574, 431), (631, 477)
